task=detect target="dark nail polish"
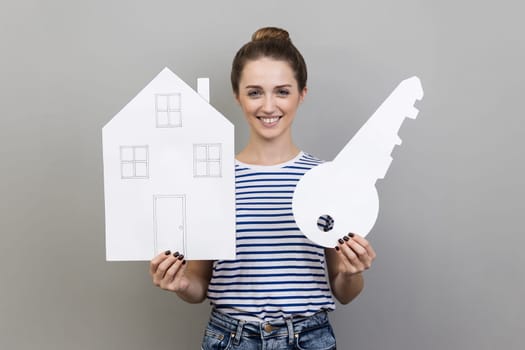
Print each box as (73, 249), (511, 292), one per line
(348, 232), (355, 238)
(335, 246), (340, 251)
(182, 260), (186, 265)
(164, 250), (171, 255)
(178, 254), (184, 260)
(338, 238), (344, 244)
(343, 236), (349, 241)
(173, 251), (180, 257)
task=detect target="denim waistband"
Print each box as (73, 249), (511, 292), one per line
(209, 308), (331, 346)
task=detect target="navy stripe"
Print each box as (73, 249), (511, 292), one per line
(237, 190), (295, 195)
(282, 166), (312, 170)
(236, 222), (297, 226)
(233, 250), (324, 257)
(236, 178), (299, 184)
(208, 294), (330, 300)
(208, 288), (330, 293)
(209, 280), (329, 286)
(236, 228), (301, 233)
(237, 184), (296, 189)
(236, 202), (291, 206)
(214, 257), (322, 264)
(236, 213), (293, 218)
(215, 301), (332, 308)
(209, 273), (326, 279)
(235, 234), (303, 239)
(214, 265), (325, 272)
(237, 196), (293, 201)
(236, 172), (304, 178)
(236, 207), (292, 211)
(237, 242), (321, 248)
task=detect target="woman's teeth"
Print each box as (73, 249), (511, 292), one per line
(259, 117), (280, 124)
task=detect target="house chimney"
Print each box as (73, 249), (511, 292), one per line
(197, 78), (210, 103)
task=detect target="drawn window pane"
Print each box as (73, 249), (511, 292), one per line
(157, 111), (169, 126)
(209, 161), (221, 177)
(208, 145), (221, 160)
(169, 111), (182, 127)
(168, 95), (181, 110)
(156, 93), (182, 128)
(195, 145), (207, 160)
(120, 145), (149, 179)
(121, 163), (134, 177)
(135, 162), (148, 177)
(135, 147), (148, 161)
(195, 161), (207, 177)
(121, 147), (133, 161)
(157, 95), (168, 110)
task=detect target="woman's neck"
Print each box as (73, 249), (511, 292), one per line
(236, 136), (300, 166)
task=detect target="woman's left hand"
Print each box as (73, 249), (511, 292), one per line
(333, 233), (376, 276)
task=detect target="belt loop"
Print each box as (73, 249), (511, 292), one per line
(285, 317), (294, 345)
(233, 319), (245, 345)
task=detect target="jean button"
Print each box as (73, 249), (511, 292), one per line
(264, 324), (273, 332)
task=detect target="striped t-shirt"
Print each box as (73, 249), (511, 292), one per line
(207, 152), (336, 322)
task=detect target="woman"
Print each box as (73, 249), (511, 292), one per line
(150, 27), (376, 350)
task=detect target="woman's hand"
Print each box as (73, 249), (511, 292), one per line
(149, 250), (190, 293)
(149, 251), (213, 303)
(333, 233), (376, 276)
(325, 233), (376, 304)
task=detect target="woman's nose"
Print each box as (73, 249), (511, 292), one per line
(261, 95), (276, 113)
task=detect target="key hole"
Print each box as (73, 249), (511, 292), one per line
(317, 214), (334, 232)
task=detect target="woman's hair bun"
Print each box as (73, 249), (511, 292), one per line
(251, 27), (291, 42)
(231, 26), (307, 95)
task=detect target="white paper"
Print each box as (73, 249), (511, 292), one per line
(292, 77), (424, 247)
(103, 68), (236, 261)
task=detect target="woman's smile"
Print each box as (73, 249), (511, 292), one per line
(257, 115), (282, 127)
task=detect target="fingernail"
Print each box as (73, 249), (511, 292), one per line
(182, 260), (186, 265)
(348, 232), (355, 238)
(173, 251), (180, 257)
(164, 250), (171, 255)
(343, 236), (349, 241)
(335, 246), (340, 251)
(338, 238), (344, 244)
(178, 254), (184, 260)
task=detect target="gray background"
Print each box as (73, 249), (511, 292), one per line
(1, 0), (524, 349)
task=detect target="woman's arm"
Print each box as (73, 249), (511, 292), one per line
(325, 234), (376, 304)
(150, 251), (213, 304)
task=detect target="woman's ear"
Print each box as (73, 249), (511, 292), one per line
(300, 87), (308, 103)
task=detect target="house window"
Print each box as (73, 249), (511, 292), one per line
(120, 146), (149, 179)
(194, 144), (221, 177)
(155, 93), (182, 128)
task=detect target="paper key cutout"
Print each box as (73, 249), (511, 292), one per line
(292, 76), (424, 247)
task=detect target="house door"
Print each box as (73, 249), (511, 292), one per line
(153, 195), (187, 256)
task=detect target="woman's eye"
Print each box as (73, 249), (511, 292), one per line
(247, 90), (262, 97)
(277, 89), (290, 96)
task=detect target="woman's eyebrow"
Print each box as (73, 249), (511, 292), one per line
(244, 85), (262, 89)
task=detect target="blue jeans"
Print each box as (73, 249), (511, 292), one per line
(201, 309), (337, 350)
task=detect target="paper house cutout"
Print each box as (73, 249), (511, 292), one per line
(292, 77), (424, 247)
(103, 68), (236, 261)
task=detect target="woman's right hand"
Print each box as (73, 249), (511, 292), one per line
(149, 250), (190, 293)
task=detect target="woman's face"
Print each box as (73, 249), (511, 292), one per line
(236, 57), (306, 142)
